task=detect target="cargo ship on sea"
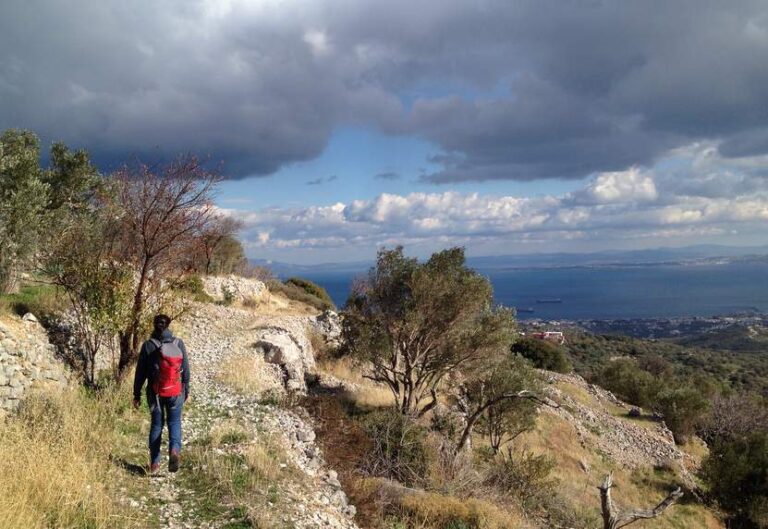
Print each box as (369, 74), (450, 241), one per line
(536, 298), (562, 304)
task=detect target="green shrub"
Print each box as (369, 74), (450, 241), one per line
(0, 283), (64, 319)
(654, 386), (709, 444)
(360, 409), (430, 486)
(267, 279), (334, 311)
(701, 432), (768, 528)
(172, 275), (213, 302)
(597, 358), (660, 408)
(485, 449), (558, 510)
(284, 277), (335, 309)
(511, 337), (572, 373)
(220, 285), (235, 306)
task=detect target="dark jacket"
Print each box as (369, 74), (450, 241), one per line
(133, 329), (190, 402)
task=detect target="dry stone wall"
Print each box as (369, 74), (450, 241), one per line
(0, 314), (71, 414)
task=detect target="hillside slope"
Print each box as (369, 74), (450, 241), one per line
(520, 372), (722, 529)
(0, 276), (725, 528)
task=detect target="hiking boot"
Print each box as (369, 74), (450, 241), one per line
(149, 462), (161, 475)
(169, 449), (180, 473)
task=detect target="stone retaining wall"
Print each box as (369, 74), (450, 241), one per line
(0, 315), (71, 414)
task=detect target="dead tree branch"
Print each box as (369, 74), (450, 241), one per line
(599, 472), (683, 529)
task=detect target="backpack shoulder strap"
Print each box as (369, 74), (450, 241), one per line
(149, 338), (162, 351)
(172, 339), (184, 374)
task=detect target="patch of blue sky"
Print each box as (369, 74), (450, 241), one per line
(217, 125), (584, 210)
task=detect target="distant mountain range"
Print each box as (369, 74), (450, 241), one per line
(251, 244), (768, 277)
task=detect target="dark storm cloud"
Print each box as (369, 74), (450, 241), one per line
(2, 0), (768, 181)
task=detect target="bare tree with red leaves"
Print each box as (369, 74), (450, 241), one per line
(109, 156), (222, 376)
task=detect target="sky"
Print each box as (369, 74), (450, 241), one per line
(2, 0), (768, 264)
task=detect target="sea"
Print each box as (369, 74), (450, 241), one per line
(292, 261), (768, 320)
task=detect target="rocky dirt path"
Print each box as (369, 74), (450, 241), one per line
(123, 303), (358, 529)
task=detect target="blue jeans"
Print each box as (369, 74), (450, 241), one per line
(148, 393), (184, 466)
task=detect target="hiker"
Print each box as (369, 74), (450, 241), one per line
(132, 314), (190, 473)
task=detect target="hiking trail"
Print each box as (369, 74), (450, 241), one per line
(121, 301), (358, 529)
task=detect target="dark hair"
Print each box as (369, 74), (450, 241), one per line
(153, 314), (171, 326)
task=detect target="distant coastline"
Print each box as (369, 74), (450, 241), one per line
(255, 243), (768, 276)
(286, 259), (768, 321)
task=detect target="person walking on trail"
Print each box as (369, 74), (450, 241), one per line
(133, 314), (190, 474)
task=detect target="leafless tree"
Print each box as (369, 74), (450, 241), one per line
(698, 394), (768, 445)
(190, 215), (243, 275)
(110, 156), (221, 376)
(598, 473), (683, 529)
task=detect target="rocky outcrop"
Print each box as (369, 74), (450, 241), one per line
(0, 315), (71, 414)
(541, 371), (698, 485)
(201, 274), (266, 302)
(253, 329), (309, 392)
(250, 315), (319, 393)
(309, 310), (342, 347)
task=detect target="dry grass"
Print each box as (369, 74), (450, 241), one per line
(187, 438), (286, 490)
(243, 439), (285, 483)
(197, 420), (252, 447)
(307, 327), (333, 362)
(680, 436), (709, 461)
(216, 352), (282, 397)
(424, 433), (487, 497)
(317, 357), (396, 408)
(182, 431), (292, 528)
(394, 490), (523, 529)
(0, 384), (136, 529)
(514, 409), (724, 529)
(237, 289), (319, 316)
(556, 380), (597, 408)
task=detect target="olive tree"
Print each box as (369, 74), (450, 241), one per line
(0, 130), (48, 293)
(0, 129), (101, 294)
(699, 395), (768, 528)
(343, 246), (516, 417)
(473, 355), (540, 453)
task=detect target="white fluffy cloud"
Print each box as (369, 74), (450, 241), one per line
(575, 167), (658, 204)
(225, 144), (768, 260)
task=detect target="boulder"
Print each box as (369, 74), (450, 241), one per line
(311, 310), (342, 346)
(253, 328), (309, 392)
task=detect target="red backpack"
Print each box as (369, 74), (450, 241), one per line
(150, 338), (184, 397)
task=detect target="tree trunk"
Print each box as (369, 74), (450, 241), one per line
(117, 332), (133, 379)
(118, 258), (150, 378)
(0, 263), (21, 294)
(457, 411), (482, 451)
(83, 350), (95, 387)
